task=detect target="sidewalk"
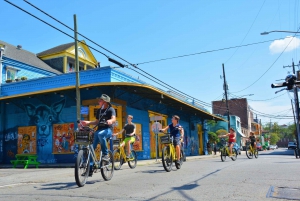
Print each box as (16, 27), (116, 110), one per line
(0, 154), (219, 169)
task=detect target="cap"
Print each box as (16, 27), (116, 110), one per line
(98, 94), (110, 103)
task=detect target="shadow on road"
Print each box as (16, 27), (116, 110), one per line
(38, 182), (78, 190)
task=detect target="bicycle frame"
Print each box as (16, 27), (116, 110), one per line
(117, 142), (135, 163)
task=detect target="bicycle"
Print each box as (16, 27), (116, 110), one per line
(219, 138), (237, 162)
(160, 133), (184, 172)
(245, 141), (258, 159)
(74, 121), (114, 187)
(113, 139), (137, 170)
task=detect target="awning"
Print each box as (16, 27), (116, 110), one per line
(237, 131), (246, 137)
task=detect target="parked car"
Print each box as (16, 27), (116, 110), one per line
(288, 142), (297, 149)
(269, 144), (278, 150)
(256, 143), (263, 151)
(233, 143), (241, 155)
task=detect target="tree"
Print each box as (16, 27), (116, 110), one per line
(208, 131), (219, 143)
(269, 133), (280, 145)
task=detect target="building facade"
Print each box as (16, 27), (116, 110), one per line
(0, 40), (224, 164)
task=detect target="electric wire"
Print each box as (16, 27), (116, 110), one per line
(224, 0), (266, 64)
(13, 0), (214, 108)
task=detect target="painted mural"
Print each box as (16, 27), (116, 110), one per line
(17, 126), (37, 154)
(52, 123), (75, 154)
(23, 99), (66, 163)
(3, 126), (18, 163)
(133, 123), (142, 151)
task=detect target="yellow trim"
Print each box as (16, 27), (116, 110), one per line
(63, 56), (67, 73)
(0, 82), (224, 121)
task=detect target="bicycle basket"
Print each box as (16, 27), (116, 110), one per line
(74, 130), (93, 145)
(160, 135), (172, 144)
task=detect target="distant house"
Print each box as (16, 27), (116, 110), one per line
(37, 40), (98, 73)
(0, 40), (61, 84)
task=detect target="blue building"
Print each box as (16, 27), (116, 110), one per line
(0, 40), (224, 164)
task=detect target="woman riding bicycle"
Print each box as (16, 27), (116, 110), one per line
(219, 127), (236, 156)
(159, 115), (184, 163)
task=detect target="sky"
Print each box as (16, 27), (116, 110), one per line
(1, 0), (300, 126)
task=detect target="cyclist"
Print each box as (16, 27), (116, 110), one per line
(160, 115), (184, 163)
(113, 115), (136, 159)
(80, 94), (116, 176)
(219, 127), (236, 156)
(248, 131), (256, 150)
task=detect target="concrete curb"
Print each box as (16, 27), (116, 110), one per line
(0, 154), (219, 169)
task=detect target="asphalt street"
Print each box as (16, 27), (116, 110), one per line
(0, 148), (299, 201)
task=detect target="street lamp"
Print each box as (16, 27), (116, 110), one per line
(261, 30), (300, 35)
(263, 30), (300, 155)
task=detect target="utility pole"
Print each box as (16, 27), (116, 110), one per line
(74, 15), (81, 121)
(222, 63), (230, 131)
(292, 62), (300, 151)
(284, 61), (300, 151)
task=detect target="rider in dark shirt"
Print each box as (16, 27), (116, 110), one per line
(160, 115), (184, 163)
(249, 132), (256, 149)
(113, 115), (136, 159)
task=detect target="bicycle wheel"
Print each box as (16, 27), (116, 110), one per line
(245, 146), (253, 159)
(175, 149), (184, 169)
(162, 146), (173, 172)
(254, 149), (259, 159)
(113, 149), (123, 170)
(101, 150), (114, 181)
(128, 150), (137, 169)
(220, 149), (226, 162)
(231, 148), (237, 161)
(75, 149), (90, 187)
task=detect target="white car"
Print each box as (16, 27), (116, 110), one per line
(269, 145), (278, 150)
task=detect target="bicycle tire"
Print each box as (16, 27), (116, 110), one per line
(245, 146), (253, 159)
(101, 150), (114, 181)
(113, 149), (123, 170)
(220, 149), (226, 162)
(75, 149), (90, 187)
(254, 149), (259, 159)
(231, 148), (237, 161)
(175, 150), (184, 169)
(162, 146), (172, 172)
(128, 150), (137, 169)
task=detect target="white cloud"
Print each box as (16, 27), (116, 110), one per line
(269, 36), (300, 54)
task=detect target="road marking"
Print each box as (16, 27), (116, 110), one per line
(0, 182), (40, 188)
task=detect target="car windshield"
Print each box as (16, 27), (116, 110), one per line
(288, 142), (295, 145)
(257, 143), (261, 146)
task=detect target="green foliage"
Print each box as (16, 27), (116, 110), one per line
(216, 129), (227, 136)
(269, 133), (280, 145)
(263, 122), (296, 141)
(208, 131), (219, 143)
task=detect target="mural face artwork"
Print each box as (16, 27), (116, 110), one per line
(23, 99), (66, 163)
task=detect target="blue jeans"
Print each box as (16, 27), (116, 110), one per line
(93, 128), (112, 156)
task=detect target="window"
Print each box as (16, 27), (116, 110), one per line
(6, 67), (18, 80)
(68, 62), (74, 73)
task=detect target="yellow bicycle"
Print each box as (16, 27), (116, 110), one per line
(113, 140), (137, 170)
(245, 141), (258, 159)
(160, 134), (183, 172)
(219, 138), (237, 162)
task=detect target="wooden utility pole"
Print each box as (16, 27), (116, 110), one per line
(74, 14), (81, 121)
(222, 63), (230, 131)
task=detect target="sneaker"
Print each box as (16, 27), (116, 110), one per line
(126, 155), (130, 159)
(102, 155), (110, 162)
(88, 170), (93, 177)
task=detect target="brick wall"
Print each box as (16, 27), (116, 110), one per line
(212, 98), (250, 129)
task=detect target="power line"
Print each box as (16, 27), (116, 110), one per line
(7, 0), (214, 109)
(224, 0), (266, 64)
